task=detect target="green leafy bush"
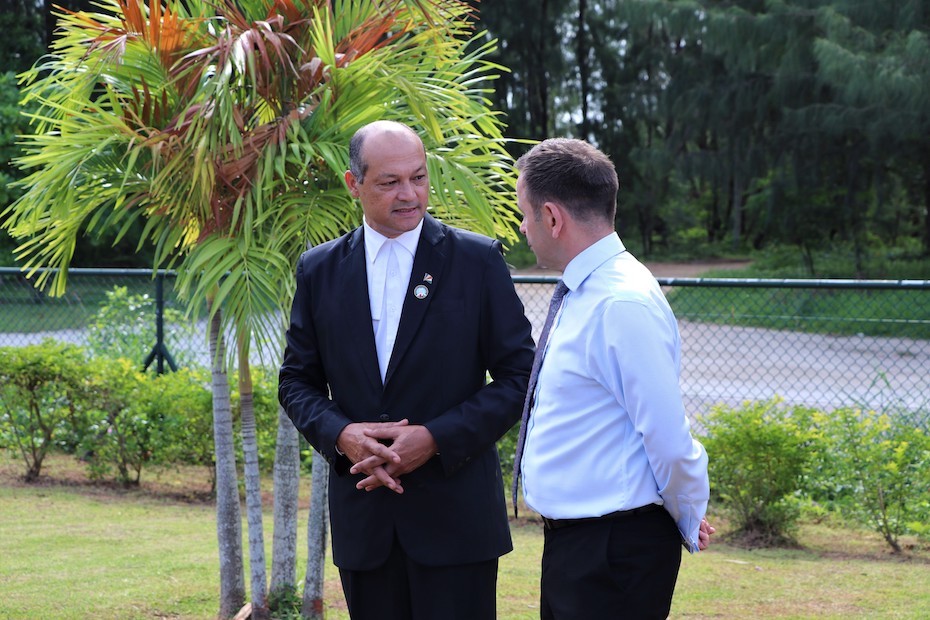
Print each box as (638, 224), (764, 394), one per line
(700, 398), (822, 546)
(0, 341), (90, 480)
(810, 407), (930, 553)
(79, 360), (216, 487)
(86, 285), (197, 368)
(146, 367), (215, 475)
(79, 358), (152, 485)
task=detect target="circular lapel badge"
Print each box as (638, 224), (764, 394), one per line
(413, 285), (429, 300)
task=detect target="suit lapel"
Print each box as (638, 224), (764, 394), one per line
(339, 227), (383, 394)
(384, 214), (447, 386)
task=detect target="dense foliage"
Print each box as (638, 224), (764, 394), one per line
(0, 340), (87, 481)
(702, 397), (930, 552)
(809, 406), (930, 553)
(0, 341), (287, 487)
(2, 1), (928, 270)
(701, 398), (822, 546)
(474, 0), (930, 265)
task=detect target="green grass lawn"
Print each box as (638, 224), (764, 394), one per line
(2, 452), (930, 619)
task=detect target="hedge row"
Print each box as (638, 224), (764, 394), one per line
(702, 398), (930, 552)
(0, 341), (287, 487)
(3, 341), (929, 553)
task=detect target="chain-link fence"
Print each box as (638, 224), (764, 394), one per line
(0, 268), (201, 371)
(514, 275), (930, 427)
(3, 267), (929, 423)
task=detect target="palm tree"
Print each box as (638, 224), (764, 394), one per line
(3, 0), (521, 617)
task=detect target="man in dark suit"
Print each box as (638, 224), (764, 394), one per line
(278, 120), (534, 619)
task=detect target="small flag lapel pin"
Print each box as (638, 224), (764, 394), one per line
(423, 273), (433, 284)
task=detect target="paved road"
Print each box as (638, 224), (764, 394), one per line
(513, 275), (930, 426)
(678, 320), (930, 425)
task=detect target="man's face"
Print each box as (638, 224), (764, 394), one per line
(345, 129), (429, 238)
(517, 176), (551, 267)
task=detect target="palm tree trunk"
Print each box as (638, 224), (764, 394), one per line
(236, 337), (268, 616)
(301, 450), (329, 619)
(270, 405), (300, 597)
(209, 308), (245, 618)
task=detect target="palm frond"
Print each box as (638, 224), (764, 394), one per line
(5, 0), (520, 366)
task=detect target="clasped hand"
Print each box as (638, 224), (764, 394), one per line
(337, 419), (438, 494)
(698, 518), (716, 551)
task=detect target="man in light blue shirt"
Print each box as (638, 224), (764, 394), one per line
(513, 138), (713, 619)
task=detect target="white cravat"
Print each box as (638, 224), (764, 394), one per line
(363, 219), (420, 383)
(374, 240), (404, 382)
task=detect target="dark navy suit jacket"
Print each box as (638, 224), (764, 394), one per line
(279, 213), (534, 570)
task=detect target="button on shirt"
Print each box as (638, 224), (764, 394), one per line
(363, 218), (421, 382)
(521, 232), (709, 552)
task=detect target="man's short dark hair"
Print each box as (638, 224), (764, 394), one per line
(515, 138), (619, 224)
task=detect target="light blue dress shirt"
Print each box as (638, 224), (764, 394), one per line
(521, 232), (710, 552)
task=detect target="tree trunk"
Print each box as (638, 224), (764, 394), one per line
(301, 450), (330, 619)
(270, 405), (300, 597)
(923, 154), (930, 256)
(577, 0), (590, 140)
(730, 141), (743, 251)
(209, 309), (246, 618)
(526, 0), (550, 138)
(237, 339), (268, 617)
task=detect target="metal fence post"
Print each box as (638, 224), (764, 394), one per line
(142, 271), (178, 374)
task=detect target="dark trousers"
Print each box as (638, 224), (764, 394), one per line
(339, 533), (499, 620)
(540, 506), (683, 620)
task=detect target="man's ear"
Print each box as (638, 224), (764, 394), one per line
(544, 201), (566, 238)
(344, 170), (360, 198)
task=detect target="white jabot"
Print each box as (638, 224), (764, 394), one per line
(363, 218), (421, 382)
(521, 232), (709, 552)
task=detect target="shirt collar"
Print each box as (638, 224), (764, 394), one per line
(363, 217), (424, 263)
(561, 232), (626, 291)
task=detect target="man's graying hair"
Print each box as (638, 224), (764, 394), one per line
(348, 120), (421, 183)
(515, 138), (619, 224)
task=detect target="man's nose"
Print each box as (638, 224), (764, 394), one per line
(397, 180), (416, 200)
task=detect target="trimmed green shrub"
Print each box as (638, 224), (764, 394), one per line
(80, 357), (151, 485)
(147, 367), (215, 486)
(0, 341), (89, 481)
(811, 407), (930, 553)
(80, 360), (216, 487)
(700, 398), (822, 546)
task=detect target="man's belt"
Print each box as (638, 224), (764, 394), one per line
(541, 503), (663, 530)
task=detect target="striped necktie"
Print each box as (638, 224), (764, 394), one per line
(511, 279), (569, 517)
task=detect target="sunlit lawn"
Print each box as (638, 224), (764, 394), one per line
(2, 452), (930, 619)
